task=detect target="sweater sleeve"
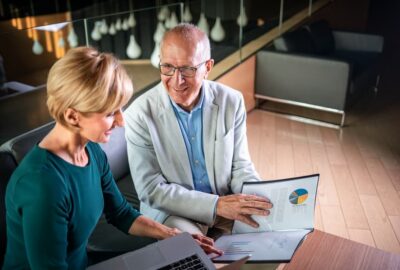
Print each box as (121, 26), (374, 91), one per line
(93, 143), (141, 233)
(12, 172), (70, 269)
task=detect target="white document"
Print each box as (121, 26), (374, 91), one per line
(213, 230), (311, 262)
(214, 174), (319, 262)
(233, 174), (319, 233)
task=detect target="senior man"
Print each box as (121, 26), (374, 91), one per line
(125, 23), (272, 235)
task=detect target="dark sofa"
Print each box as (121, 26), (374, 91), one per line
(255, 20), (384, 126)
(0, 122), (155, 266)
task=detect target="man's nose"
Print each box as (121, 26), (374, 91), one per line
(172, 69), (185, 84)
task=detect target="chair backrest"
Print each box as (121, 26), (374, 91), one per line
(0, 122), (54, 265)
(305, 20), (335, 55)
(0, 122), (131, 265)
(273, 27), (316, 54)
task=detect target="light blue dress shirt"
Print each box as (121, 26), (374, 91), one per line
(170, 88), (213, 193)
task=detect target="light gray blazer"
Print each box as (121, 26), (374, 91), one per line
(125, 80), (260, 225)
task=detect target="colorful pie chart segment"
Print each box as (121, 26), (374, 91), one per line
(289, 188), (309, 205)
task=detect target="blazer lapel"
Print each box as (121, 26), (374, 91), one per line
(203, 83), (219, 194)
(157, 84), (193, 185)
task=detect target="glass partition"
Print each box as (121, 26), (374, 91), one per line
(0, 18), (86, 88)
(0, 0), (319, 97)
(84, 3), (182, 93)
(283, 0), (310, 20)
(0, 0), (328, 144)
(241, 0), (282, 47)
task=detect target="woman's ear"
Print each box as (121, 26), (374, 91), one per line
(64, 108), (80, 127)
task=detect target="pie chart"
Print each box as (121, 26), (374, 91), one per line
(289, 188), (309, 204)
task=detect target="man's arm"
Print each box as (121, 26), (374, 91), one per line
(230, 93), (260, 193)
(125, 107), (219, 225)
(216, 92), (273, 227)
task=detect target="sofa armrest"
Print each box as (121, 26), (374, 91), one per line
(255, 51), (350, 111)
(333, 31), (384, 53)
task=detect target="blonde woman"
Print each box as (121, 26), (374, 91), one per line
(3, 47), (221, 270)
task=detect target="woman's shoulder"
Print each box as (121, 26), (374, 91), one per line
(7, 147), (70, 205)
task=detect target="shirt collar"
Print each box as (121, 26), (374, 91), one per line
(170, 86), (205, 114)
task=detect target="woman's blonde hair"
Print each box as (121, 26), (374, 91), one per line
(46, 47), (133, 129)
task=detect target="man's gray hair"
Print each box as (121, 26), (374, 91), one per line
(160, 23), (211, 60)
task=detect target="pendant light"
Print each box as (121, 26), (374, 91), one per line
(211, 17), (225, 42)
(150, 43), (160, 68)
(126, 34), (141, 59)
(237, 3), (248, 27)
(158, 6), (169, 21)
(108, 22), (116, 35)
(128, 0), (136, 28)
(169, 11), (178, 28)
(197, 13), (209, 36)
(30, 0), (43, 55)
(197, 0), (209, 36)
(122, 17), (129, 31)
(99, 18), (108, 34)
(66, 0), (78, 47)
(183, 3), (192, 22)
(32, 39), (44, 55)
(91, 21), (102, 41)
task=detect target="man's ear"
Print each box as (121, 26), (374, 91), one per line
(204, 59), (214, 79)
(64, 108), (80, 127)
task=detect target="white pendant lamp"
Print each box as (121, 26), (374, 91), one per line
(157, 6), (169, 21)
(108, 22), (116, 35)
(66, 0), (78, 48)
(115, 18), (122, 31)
(183, 4), (192, 22)
(126, 34), (141, 59)
(122, 17), (129, 31)
(58, 35), (65, 48)
(237, 5), (248, 27)
(29, 0), (43, 55)
(168, 11), (178, 29)
(211, 17), (225, 42)
(150, 43), (160, 68)
(128, 13), (136, 28)
(197, 13), (209, 36)
(91, 21), (102, 41)
(67, 26), (78, 47)
(99, 18), (108, 34)
(153, 21), (165, 43)
(32, 39), (44, 55)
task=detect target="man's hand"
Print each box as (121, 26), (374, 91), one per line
(191, 234), (223, 256)
(216, 194), (272, 228)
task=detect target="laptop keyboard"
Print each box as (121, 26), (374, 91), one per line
(157, 254), (208, 270)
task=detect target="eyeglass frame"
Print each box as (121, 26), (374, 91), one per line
(158, 60), (210, 78)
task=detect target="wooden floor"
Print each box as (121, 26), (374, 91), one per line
(246, 92), (400, 254)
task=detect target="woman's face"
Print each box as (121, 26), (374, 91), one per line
(77, 108), (124, 143)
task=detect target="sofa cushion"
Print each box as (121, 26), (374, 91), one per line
(99, 127), (129, 182)
(333, 51), (380, 77)
(274, 28), (316, 54)
(306, 20), (335, 55)
(87, 174), (151, 258)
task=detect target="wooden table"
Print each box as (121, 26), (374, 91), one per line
(216, 230), (400, 270)
(283, 229), (400, 270)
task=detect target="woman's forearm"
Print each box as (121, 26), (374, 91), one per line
(128, 215), (179, 240)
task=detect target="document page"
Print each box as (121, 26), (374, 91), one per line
(213, 230), (311, 262)
(233, 174), (319, 233)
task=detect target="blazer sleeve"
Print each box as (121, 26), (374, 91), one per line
(229, 93), (261, 194)
(125, 104), (219, 225)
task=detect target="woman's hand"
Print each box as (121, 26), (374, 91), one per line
(191, 234), (223, 256)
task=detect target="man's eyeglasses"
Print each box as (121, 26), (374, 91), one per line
(159, 61), (208, 77)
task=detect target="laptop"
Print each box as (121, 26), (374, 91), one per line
(87, 232), (249, 270)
